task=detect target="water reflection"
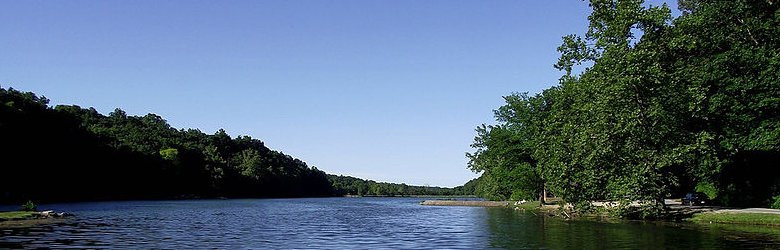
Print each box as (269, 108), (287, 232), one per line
(484, 208), (780, 249)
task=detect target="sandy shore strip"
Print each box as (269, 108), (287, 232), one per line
(420, 200), (509, 207)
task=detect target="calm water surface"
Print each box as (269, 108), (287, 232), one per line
(1, 197), (779, 249)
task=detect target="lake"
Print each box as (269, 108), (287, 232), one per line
(1, 197), (779, 249)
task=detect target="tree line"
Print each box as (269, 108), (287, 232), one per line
(329, 175), (477, 197)
(0, 86), (470, 204)
(467, 0), (779, 217)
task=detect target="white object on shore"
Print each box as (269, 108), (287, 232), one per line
(35, 210), (72, 218)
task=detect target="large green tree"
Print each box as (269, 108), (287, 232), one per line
(470, 0), (779, 216)
(667, 0), (780, 206)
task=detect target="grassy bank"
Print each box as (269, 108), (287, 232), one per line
(688, 212), (780, 227)
(0, 211), (36, 221)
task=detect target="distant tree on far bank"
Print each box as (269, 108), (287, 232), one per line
(328, 175), (476, 197)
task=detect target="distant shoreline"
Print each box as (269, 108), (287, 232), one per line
(420, 200), (508, 207)
(348, 195), (477, 198)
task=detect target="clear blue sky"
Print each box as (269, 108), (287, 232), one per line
(0, 0), (676, 187)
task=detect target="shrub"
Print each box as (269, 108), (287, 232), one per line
(771, 195), (780, 209)
(695, 182), (718, 200)
(21, 200), (37, 212)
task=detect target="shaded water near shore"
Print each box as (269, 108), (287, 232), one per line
(1, 197), (779, 249)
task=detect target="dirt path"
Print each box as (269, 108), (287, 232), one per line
(655, 199), (780, 215)
(679, 206), (780, 214)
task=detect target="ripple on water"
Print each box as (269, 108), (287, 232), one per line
(1, 198), (779, 249)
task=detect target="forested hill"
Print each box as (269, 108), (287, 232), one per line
(0, 87), (470, 204)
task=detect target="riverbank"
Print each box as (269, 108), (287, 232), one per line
(686, 210), (780, 227)
(421, 199), (780, 227)
(0, 211), (37, 221)
(660, 203), (780, 226)
(689, 212), (780, 226)
(0, 210), (72, 228)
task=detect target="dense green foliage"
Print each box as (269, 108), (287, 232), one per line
(0, 86), (333, 202)
(1, 86), (469, 203)
(469, 0), (779, 216)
